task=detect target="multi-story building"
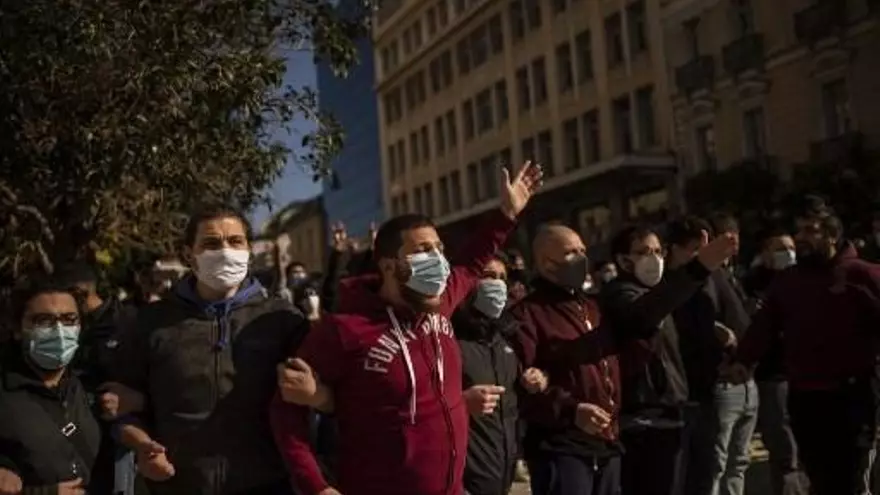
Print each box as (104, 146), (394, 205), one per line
(317, 0), (385, 238)
(373, 0), (682, 255)
(662, 0), (879, 178)
(258, 197), (328, 276)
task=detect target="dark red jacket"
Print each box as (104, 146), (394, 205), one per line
(269, 210), (515, 495)
(738, 243), (880, 390)
(509, 260), (710, 458)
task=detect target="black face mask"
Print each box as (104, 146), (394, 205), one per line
(552, 256), (588, 290)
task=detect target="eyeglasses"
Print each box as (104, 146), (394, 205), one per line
(26, 312), (80, 328)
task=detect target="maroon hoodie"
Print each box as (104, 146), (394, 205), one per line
(738, 243), (880, 390)
(270, 210), (516, 495)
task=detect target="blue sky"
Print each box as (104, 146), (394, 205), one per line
(250, 50), (323, 229)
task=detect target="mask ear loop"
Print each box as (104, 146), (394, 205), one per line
(387, 307), (417, 425)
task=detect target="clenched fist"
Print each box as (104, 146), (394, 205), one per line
(97, 381), (144, 421)
(520, 368), (549, 394)
(277, 358), (318, 406)
(463, 385), (506, 415)
(136, 440), (175, 482)
(0, 468), (22, 495)
(574, 403), (612, 436)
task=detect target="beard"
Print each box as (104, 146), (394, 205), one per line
(400, 283), (442, 313)
(795, 242), (828, 268)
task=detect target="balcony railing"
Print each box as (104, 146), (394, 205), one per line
(809, 132), (863, 164)
(722, 33), (765, 77)
(675, 56), (716, 96)
(794, 1), (847, 45)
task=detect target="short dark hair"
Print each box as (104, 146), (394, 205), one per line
(373, 214), (435, 260)
(54, 262), (98, 286)
(12, 275), (87, 328)
(665, 215), (712, 247)
(184, 204), (253, 247)
(286, 261), (306, 277)
(794, 196), (844, 240)
(610, 225), (658, 258)
(708, 212), (739, 236)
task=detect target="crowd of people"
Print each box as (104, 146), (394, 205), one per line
(1, 161), (879, 495)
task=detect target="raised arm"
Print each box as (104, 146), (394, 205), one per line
(444, 161), (543, 308)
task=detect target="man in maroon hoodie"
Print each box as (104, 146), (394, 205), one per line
(730, 201), (880, 495)
(509, 224), (737, 495)
(269, 162), (543, 495)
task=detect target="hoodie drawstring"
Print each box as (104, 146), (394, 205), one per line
(387, 307), (446, 425)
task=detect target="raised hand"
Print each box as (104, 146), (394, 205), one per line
(696, 231), (738, 271)
(331, 221), (348, 252)
(500, 161), (543, 219)
(0, 468), (22, 495)
(277, 358), (318, 405)
(520, 368), (549, 394)
(136, 441), (175, 481)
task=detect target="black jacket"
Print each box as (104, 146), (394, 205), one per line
(601, 272), (689, 427)
(113, 277), (307, 495)
(0, 348), (101, 494)
(741, 265), (786, 381)
(71, 297), (137, 495)
(673, 269), (751, 402)
(453, 309), (520, 495)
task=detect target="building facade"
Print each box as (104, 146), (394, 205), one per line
(318, 0), (385, 239)
(373, 0), (682, 255)
(662, 0), (879, 177)
(258, 197), (328, 277)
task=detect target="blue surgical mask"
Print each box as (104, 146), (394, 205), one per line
(473, 279), (508, 319)
(405, 250), (451, 296)
(24, 323), (80, 371)
(770, 249), (796, 271)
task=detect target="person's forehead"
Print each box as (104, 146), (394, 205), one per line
(484, 259), (506, 273)
(25, 292), (77, 313)
(767, 235), (794, 248)
(197, 216), (247, 238)
(632, 233), (660, 250)
(401, 226), (440, 246)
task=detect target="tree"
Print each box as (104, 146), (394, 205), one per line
(0, 0), (372, 278)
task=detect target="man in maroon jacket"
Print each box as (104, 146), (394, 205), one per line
(269, 162), (542, 495)
(730, 202), (880, 495)
(509, 224), (736, 495)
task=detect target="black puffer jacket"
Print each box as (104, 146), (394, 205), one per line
(0, 348), (101, 494)
(453, 309), (521, 495)
(113, 277), (307, 495)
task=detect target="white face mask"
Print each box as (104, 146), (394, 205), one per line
(634, 254), (664, 287)
(770, 249), (796, 271)
(194, 248), (250, 291)
(306, 295), (321, 315)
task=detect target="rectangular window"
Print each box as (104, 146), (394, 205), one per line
(429, 58), (441, 93)
(495, 80), (509, 123)
(532, 57), (548, 106)
(467, 162), (481, 204)
(384, 94), (395, 125)
(439, 176), (451, 215)
(413, 187), (424, 214)
(437, 0), (449, 27)
(509, 0), (526, 40)
(553, 0), (567, 14)
(471, 25), (489, 68)
(381, 48), (390, 75)
(427, 7), (437, 36)
(450, 171), (463, 211)
(499, 148), (512, 168)
(387, 144), (398, 179)
(525, 0), (542, 30)
(463, 99), (475, 140)
(636, 85), (656, 147)
(476, 88), (494, 133)
(434, 117), (446, 156)
(410, 132), (420, 165)
(563, 118), (581, 171)
(695, 125), (718, 171)
(822, 79), (851, 138)
(488, 15), (504, 54)
(454, 0), (467, 16)
(627, 1), (647, 55)
(457, 39), (471, 75)
(397, 140), (407, 174)
(481, 155), (499, 199)
(537, 130), (554, 176)
(555, 43), (574, 93)
(446, 110), (458, 147)
(420, 125), (431, 162)
(521, 136), (536, 162)
(440, 51), (454, 87)
(404, 77), (417, 110)
(613, 96), (633, 153)
(401, 193), (409, 213)
(743, 107), (767, 158)
(516, 66), (531, 112)
(413, 20), (423, 49)
(424, 183), (435, 218)
(415, 71), (426, 104)
(575, 30), (593, 83)
(583, 110), (601, 163)
(605, 13), (624, 67)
